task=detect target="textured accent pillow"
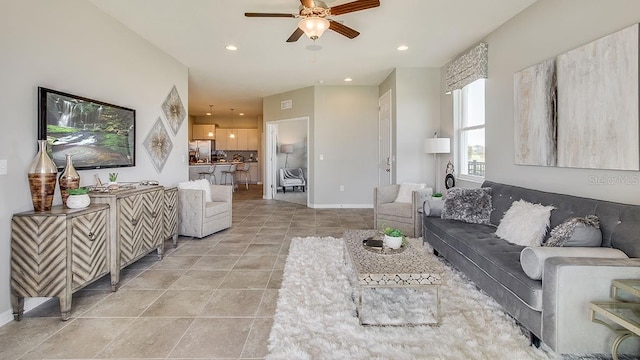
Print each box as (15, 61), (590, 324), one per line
(178, 179), (212, 202)
(544, 215), (602, 247)
(495, 200), (555, 246)
(394, 183), (426, 203)
(441, 187), (492, 225)
(520, 246), (628, 280)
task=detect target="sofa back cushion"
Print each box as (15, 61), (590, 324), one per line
(483, 181), (640, 257)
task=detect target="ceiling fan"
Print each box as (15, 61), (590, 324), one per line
(245, 0), (380, 42)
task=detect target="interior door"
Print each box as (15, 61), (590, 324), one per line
(379, 90), (392, 186)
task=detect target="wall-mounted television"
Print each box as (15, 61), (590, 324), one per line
(38, 87), (135, 170)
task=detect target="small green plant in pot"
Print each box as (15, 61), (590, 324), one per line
(108, 172), (118, 183)
(432, 192), (443, 199)
(66, 187), (91, 209)
(383, 226), (406, 249)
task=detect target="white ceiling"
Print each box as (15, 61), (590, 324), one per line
(89, 0), (537, 118)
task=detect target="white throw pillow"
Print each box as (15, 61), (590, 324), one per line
(495, 200), (555, 246)
(394, 183), (426, 203)
(178, 179), (212, 202)
(520, 246), (628, 280)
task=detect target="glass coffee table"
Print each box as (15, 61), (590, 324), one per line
(343, 229), (442, 326)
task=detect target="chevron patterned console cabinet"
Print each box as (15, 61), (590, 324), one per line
(10, 204), (110, 321)
(163, 187), (178, 248)
(90, 185), (168, 291)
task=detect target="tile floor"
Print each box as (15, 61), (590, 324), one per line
(0, 185), (374, 359)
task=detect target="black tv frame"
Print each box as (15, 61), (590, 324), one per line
(38, 87), (135, 170)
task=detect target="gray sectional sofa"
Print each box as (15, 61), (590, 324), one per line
(422, 181), (640, 355)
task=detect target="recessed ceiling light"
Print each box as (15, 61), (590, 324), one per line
(344, 77), (353, 82)
(205, 112), (211, 116)
(225, 44), (238, 51)
(239, 113), (245, 116)
(397, 45), (409, 51)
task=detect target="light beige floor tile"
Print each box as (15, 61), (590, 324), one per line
(192, 255), (239, 270)
(169, 270), (228, 290)
(200, 289), (264, 317)
(219, 270), (271, 289)
(220, 233), (255, 243)
(229, 226), (261, 235)
(120, 269), (185, 290)
(82, 289), (164, 318)
(267, 270), (283, 290)
(125, 254), (162, 269)
(233, 255), (277, 270)
(25, 289), (112, 319)
(170, 243), (215, 256)
(141, 290), (213, 317)
(97, 317), (192, 358)
(21, 318), (133, 359)
(210, 242), (249, 255)
(243, 243), (282, 256)
(150, 255), (202, 270)
(274, 255), (287, 269)
(241, 318), (274, 359)
(262, 221), (291, 229)
(256, 289), (279, 317)
(169, 318), (252, 358)
(0, 317), (68, 360)
(252, 234), (287, 244)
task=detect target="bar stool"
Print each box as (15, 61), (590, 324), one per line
(221, 164), (237, 191)
(198, 164), (216, 184)
(235, 163), (250, 190)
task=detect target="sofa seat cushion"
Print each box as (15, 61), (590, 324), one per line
(206, 201), (231, 217)
(424, 217), (543, 311)
(377, 202), (413, 218)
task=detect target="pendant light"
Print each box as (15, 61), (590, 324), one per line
(207, 105), (214, 137)
(229, 108), (235, 139)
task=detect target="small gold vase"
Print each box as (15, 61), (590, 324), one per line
(59, 154), (80, 208)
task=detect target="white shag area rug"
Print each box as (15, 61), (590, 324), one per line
(267, 236), (560, 360)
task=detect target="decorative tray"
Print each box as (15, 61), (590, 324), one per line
(362, 235), (407, 255)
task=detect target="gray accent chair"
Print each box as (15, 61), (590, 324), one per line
(178, 184), (232, 238)
(374, 184), (432, 238)
(279, 168), (306, 193)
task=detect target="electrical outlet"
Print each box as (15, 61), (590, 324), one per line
(319, 154), (324, 160)
(339, 185), (344, 191)
(0, 160), (7, 175)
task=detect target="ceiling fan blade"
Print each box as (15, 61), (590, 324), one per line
(329, 20), (360, 39)
(300, 0), (315, 8)
(244, 12), (296, 18)
(286, 28), (305, 42)
(329, 0), (380, 16)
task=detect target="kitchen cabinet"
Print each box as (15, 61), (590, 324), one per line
(249, 162), (260, 183)
(11, 204), (110, 320)
(192, 125), (216, 140)
(216, 128), (259, 150)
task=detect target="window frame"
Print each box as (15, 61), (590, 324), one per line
(453, 79), (486, 183)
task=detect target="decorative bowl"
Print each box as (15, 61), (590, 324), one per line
(66, 194), (90, 209)
(384, 235), (403, 249)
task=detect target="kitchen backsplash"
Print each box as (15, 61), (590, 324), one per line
(213, 150), (258, 162)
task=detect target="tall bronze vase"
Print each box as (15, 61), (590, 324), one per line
(59, 153), (80, 208)
(28, 140), (58, 212)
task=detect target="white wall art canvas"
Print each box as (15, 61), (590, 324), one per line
(162, 85), (186, 136)
(556, 23), (639, 170)
(514, 58), (557, 166)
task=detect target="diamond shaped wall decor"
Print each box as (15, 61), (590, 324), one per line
(162, 85), (186, 135)
(143, 117), (173, 173)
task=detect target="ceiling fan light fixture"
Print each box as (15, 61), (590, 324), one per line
(298, 16), (330, 40)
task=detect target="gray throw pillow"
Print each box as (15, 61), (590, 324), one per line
(424, 198), (444, 217)
(544, 215), (602, 247)
(441, 187), (492, 225)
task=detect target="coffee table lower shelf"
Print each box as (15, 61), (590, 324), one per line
(343, 230), (442, 326)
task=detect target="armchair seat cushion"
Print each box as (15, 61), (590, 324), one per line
(206, 201), (231, 217)
(377, 202), (413, 218)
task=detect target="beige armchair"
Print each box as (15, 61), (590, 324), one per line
(373, 184), (432, 238)
(178, 184), (232, 238)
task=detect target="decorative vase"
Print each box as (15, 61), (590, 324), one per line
(59, 154), (80, 208)
(384, 235), (403, 250)
(27, 140), (58, 212)
(66, 194), (90, 209)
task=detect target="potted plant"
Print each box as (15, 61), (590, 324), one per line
(383, 226), (405, 249)
(432, 192), (444, 200)
(66, 187), (91, 209)
(108, 172), (119, 190)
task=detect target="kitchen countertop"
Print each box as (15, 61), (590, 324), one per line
(189, 161), (258, 166)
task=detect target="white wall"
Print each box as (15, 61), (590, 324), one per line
(277, 120), (307, 171)
(440, 0), (640, 201)
(0, 0), (189, 322)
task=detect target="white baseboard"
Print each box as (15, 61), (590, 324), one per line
(0, 297), (51, 327)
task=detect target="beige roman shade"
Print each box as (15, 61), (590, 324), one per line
(445, 42), (488, 93)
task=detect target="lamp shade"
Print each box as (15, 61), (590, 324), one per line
(298, 17), (330, 40)
(424, 138), (450, 154)
(280, 144), (294, 154)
